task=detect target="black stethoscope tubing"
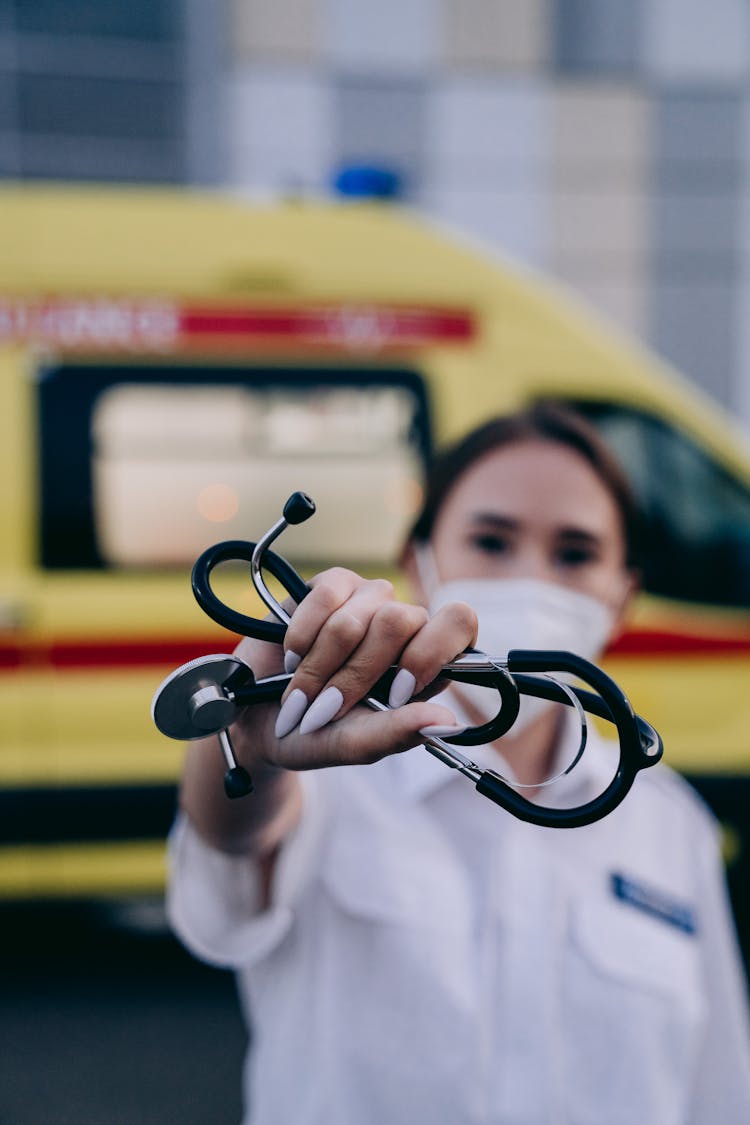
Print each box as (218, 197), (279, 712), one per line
(191, 534), (663, 829)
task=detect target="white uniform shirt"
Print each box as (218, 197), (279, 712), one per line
(168, 719), (750, 1125)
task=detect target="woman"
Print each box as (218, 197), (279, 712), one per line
(169, 404), (750, 1124)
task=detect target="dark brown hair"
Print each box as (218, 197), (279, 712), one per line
(406, 402), (643, 569)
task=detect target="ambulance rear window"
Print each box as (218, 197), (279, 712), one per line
(568, 401), (750, 609)
(38, 365), (431, 569)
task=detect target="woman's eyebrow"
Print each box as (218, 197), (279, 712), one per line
(469, 514), (604, 545)
(469, 513), (520, 531)
(556, 526), (603, 545)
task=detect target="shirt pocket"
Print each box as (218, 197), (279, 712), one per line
(561, 895), (705, 1125)
(315, 816), (477, 1095)
(319, 814), (469, 932)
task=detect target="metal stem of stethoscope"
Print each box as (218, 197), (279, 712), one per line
(250, 515), (293, 627)
(249, 490), (321, 625)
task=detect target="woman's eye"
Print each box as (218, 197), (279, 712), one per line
(471, 533), (510, 555)
(556, 546), (597, 567)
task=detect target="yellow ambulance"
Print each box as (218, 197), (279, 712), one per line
(1, 185), (748, 948)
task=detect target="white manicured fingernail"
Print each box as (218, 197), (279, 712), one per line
(284, 650), (301, 674)
(388, 668), (416, 709)
(299, 686), (344, 735)
(275, 689), (308, 738)
(419, 724), (466, 737)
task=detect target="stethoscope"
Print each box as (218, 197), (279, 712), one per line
(152, 492), (663, 829)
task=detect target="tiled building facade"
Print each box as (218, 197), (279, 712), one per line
(2, 0), (749, 427)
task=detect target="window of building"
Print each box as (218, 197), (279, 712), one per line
(0, 0), (220, 183)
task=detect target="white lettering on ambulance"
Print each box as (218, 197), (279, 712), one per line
(0, 299), (179, 351)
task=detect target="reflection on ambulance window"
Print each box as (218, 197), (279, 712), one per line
(37, 365), (429, 570)
(569, 401), (750, 609)
(92, 383), (426, 567)
(38, 364), (431, 567)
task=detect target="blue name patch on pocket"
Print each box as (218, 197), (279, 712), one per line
(611, 873), (697, 936)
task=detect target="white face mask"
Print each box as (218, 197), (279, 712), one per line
(417, 548), (616, 736)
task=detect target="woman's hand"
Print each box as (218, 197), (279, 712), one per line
(181, 567), (477, 856)
(235, 566), (479, 773)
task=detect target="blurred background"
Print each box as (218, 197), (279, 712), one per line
(3, 0), (750, 421)
(2, 2), (750, 1122)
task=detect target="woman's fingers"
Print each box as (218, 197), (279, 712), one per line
(282, 568), (385, 670)
(392, 601), (478, 701)
(277, 579), (408, 736)
(277, 589), (478, 738)
(265, 697), (464, 772)
(291, 600), (430, 733)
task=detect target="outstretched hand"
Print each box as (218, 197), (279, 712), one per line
(234, 566), (479, 772)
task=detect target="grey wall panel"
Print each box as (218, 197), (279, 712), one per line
(554, 0), (641, 74)
(650, 88), (742, 406)
(333, 75), (429, 196)
(19, 133), (185, 182)
(654, 89), (743, 188)
(184, 0), (226, 185)
(652, 274), (737, 406)
(653, 193), (740, 268)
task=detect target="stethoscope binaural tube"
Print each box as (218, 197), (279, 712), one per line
(192, 540), (310, 642)
(191, 492), (316, 640)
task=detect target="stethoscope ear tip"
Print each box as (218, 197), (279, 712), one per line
(283, 492), (316, 525)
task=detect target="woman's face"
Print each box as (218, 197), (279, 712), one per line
(423, 439), (634, 619)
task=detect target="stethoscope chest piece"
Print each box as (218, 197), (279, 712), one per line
(152, 654), (254, 798)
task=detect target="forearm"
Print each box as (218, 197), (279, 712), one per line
(179, 710), (302, 857)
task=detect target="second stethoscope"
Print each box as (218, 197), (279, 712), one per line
(152, 492), (663, 829)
